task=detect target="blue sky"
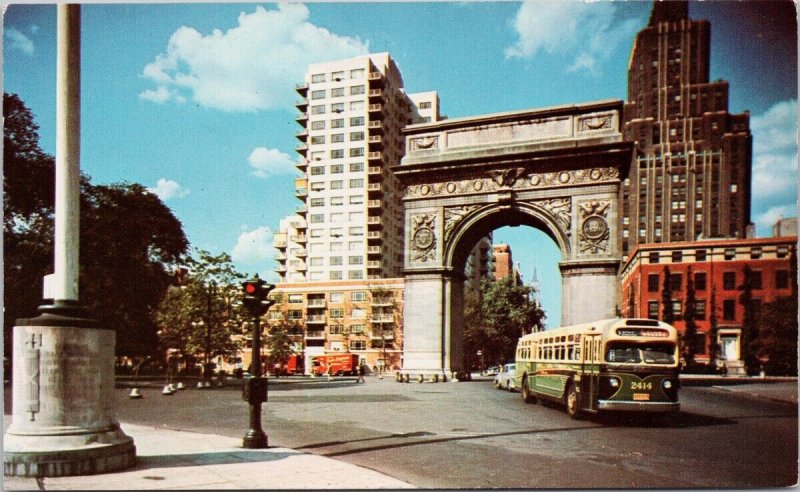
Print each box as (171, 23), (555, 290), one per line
(5, 1), (797, 327)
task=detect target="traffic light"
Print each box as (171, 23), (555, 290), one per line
(242, 276), (275, 316)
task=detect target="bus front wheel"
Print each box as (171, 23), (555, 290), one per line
(565, 384), (582, 419)
(521, 376), (536, 404)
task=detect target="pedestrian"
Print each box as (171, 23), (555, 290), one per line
(357, 361), (366, 383)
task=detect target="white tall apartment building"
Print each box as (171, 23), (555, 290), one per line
(275, 53), (440, 282)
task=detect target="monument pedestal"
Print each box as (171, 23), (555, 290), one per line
(3, 304), (136, 477)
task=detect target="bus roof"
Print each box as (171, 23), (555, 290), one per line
(518, 318), (677, 344)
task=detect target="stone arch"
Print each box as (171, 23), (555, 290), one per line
(393, 100), (632, 381)
(443, 201), (571, 274)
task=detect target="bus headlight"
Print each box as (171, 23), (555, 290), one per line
(610, 378), (620, 388)
(663, 380), (673, 389)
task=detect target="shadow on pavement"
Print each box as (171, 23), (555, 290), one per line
(133, 449), (300, 470)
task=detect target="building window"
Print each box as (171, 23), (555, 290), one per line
(750, 247), (762, 259)
(331, 87), (345, 97)
(309, 257), (323, 266)
(349, 211), (363, 221)
(330, 133), (345, 143)
(331, 149), (344, 159)
(649, 252), (660, 264)
(350, 68), (364, 78)
(671, 251), (683, 263)
(722, 299), (736, 320)
(330, 292), (344, 303)
(777, 246), (789, 258)
(287, 310), (303, 320)
(330, 196), (344, 206)
(311, 105), (325, 115)
(350, 131), (365, 141)
(330, 180), (343, 190)
(330, 308), (344, 318)
(311, 89), (325, 99)
(310, 120), (325, 130)
(350, 162), (364, 172)
(349, 195), (364, 204)
(349, 270), (364, 280)
(288, 294), (303, 303)
(419, 101), (432, 109)
(330, 256), (343, 266)
(723, 272), (736, 290)
(695, 249), (707, 262)
(647, 301), (659, 320)
(350, 340), (366, 351)
(330, 324), (344, 335)
(331, 102), (345, 113)
(330, 242), (343, 251)
(311, 73), (325, 83)
(331, 71), (344, 81)
(695, 272), (707, 291)
(349, 227), (364, 236)
(350, 291), (367, 302)
(309, 214), (324, 224)
(776, 270), (790, 289)
(648, 274), (660, 292)
(350, 101), (365, 111)
(695, 300), (707, 319)
(310, 135), (325, 145)
(331, 118), (345, 128)
(751, 271), (763, 290)
(350, 116), (365, 126)
(349, 323), (365, 333)
(350, 85), (365, 95)
(330, 213), (344, 223)
(351, 308), (366, 319)
(330, 164), (344, 174)
(670, 273), (682, 290)
(671, 300), (682, 319)
(350, 147), (365, 157)
(349, 255), (363, 265)
(350, 178), (364, 188)
(724, 248), (736, 260)
(310, 166), (325, 175)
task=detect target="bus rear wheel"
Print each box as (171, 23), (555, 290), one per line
(565, 384), (582, 419)
(521, 376), (537, 404)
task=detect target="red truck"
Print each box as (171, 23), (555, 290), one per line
(312, 353), (360, 376)
(271, 355), (303, 376)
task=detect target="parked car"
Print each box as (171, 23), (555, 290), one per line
(482, 365), (501, 376)
(494, 363), (516, 391)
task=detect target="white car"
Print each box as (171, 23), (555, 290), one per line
(493, 363), (516, 391)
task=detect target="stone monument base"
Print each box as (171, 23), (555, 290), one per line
(3, 302), (137, 477)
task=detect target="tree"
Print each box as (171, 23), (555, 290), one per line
(738, 265), (761, 374)
(464, 277), (546, 368)
(708, 285), (720, 370)
(265, 321), (298, 377)
(682, 266), (698, 365)
(4, 93), (189, 361)
(661, 266), (675, 325)
(154, 249), (247, 378)
(369, 286), (403, 373)
(757, 296), (798, 376)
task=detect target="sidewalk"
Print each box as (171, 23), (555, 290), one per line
(2, 423), (415, 490)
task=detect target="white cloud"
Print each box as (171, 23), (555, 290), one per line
(248, 147), (297, 178)
(231, 226), (275, 265)
(5, 28), (34, 56)
(147, 178), (190, 200)
(140, 4), (369, 112)
(505, 1), (641, 75)
(750, 99), (798, 235)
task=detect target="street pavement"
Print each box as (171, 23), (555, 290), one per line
(2, 375), (795, 490)
(2, 420), (414, 490)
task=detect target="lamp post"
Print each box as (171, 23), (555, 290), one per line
(241, 275), (273, 449)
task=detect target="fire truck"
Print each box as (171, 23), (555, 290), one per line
(311, 353), (360, 376)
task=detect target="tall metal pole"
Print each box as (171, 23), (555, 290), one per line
(54, 3), (81, 303)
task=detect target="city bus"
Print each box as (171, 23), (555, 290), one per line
(515, 318), (680, 419)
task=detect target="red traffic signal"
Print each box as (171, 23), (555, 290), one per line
(242, 276), (275, 316)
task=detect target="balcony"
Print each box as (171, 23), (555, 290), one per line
(368, 135), (383, 149)
(367, 200), (381, 209)
(368, 121), (383, 133)
(296, 98), (308, 111)
(275, 264), (287, 273)
(368, 88), (384, 99)
(367, 216), (383, 227)
(367, 166), (382, 176)
(370, 331), (395, 340)
(273, 234), (288, 249)
(296, 82), (309, 95)
(295, 188), (308, 198)
(296, 112), (308, 123)
(275, 252), (286, 261)
(290, 234), (307, 243)
(370, 315), (394, 324)
(371, 297), (393, 307)
(295, 160), (307, 172)
(306, 314), (326, 324)
(296, 129), (308, 141)
(368, 72), (384, 84)
(367, 260), (382, 269)
(294, 249), (307, 258)
(368, 103), (383, 113)
(305, 330), (325, 339)
(367, 231), (382, 241)
(295, 143), (308, 156)
(367, 245), (381, 255)
(295, 204), (307, 215)
(290, 220), (307, 230)
(368, 152), (383, 161)
(307, 298), (325, 308)
(367, 183), (384, 195)
(293, 262), (307, 271)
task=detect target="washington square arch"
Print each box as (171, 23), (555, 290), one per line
(393, 99), (632, 381)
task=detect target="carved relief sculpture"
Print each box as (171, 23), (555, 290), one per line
(444, 205), (481, 242)
(539, 198), (572, 236)
(410, 213), (437, 263)
(579, 200), (611, 254)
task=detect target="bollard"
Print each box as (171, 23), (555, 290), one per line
(162, 385), (175, 395)
(129, 388), (142, 399)
(176, 382), (185, 390)
(197, 381), (205, 389)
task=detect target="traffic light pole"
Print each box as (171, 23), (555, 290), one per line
(242, 312), (268, 449)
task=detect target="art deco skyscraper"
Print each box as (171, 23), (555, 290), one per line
(621, 0), (752, 257)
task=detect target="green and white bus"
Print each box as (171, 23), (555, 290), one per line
(515, 318), (680, 419)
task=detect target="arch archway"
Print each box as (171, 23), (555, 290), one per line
(393, 100), (632, 380)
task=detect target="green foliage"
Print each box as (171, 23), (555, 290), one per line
(3, 93), (189, 358)
(154, 249), (248, 371)
(738, 265), (761, 374)
(661, 266), (675, 325)
(756, 296), (798, 376)
(464, 277), (546, 368)
(265, 321), (298, 377)
(682, 266), (698, 364)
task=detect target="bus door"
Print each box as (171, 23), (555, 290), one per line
(582, 332), (602, 412)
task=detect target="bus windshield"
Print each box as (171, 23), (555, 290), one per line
(605, 342), (676, 365)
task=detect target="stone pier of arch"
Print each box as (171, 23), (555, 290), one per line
(392, 100), (632, 382)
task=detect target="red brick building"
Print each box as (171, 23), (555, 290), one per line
(619, 236), (797, 373)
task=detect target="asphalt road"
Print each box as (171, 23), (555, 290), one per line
(97, 376), (798, 489)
